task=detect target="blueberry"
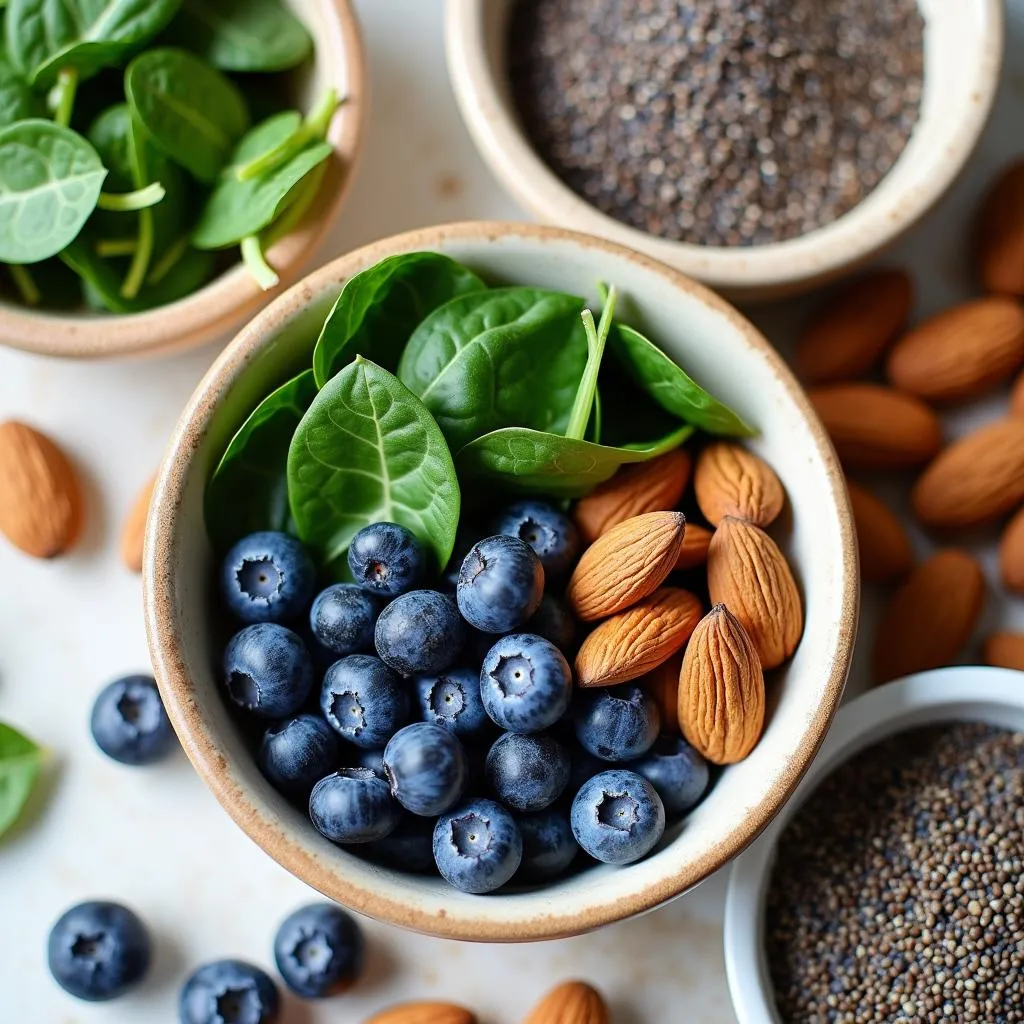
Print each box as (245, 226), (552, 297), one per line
(573, 684), (660, 762)
(320, 655), (409, 749)
(457, 535), (544, 634)
(309, 584), (382, 657)
(570, 769), (666, 865)
(223, 624), (313, 719)
(258, 714), (340, 801)
(180, 959), (280, 1024)
(480, 634), (572, 733)
(628, 736), (710, 816)
(375, 590), (465, 676)
(273, 903), (363, 998)
(566, 743), (606, 797)
(433, 798), (523, 894)
(492, 501), (579, 578)
(526, 595), (578, 654)
(485, 732), (570, 811)
(516, 810), (578, 881)
(309, 768), (399, 844)
(415, 667), (490, 740)
(47, 901), (150, 1002)
(348, 522), (425, 597)
(364, 815), (438, 873)
(383, 722), (467, 817)
(90, 674), (175, 765)
(221, 531), (315, 624)
(354, 746), (386, 777)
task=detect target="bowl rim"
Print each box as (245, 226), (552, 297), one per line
(144, 219), (859, 941)
(444, 0), (1005, 296)
(0, 0), (367, 361)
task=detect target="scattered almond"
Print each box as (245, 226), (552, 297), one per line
(981, 632), (1024, 672)
(1012, 371), (1024, 418)
(846, 480), (914, 584)
(363, 1002), (477, 1024)
(1000, 505), (1024, 595)
(522, 981), (609, 1024)
(675, 521), (713, 571)
(977, 159), (1024, 296)
(640, 652), (683, 736)
(120, 475), (155, 573)
(693, 442), (785, 527)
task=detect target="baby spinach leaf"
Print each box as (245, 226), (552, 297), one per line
(0, 55), (38, 126)
(0, 722), (42, 839)
(288, 357), (460, 574)
(312, 251), (486, 387)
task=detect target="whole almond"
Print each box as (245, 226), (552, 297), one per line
(567, 511), (686, 621)
(1000, 505), (1024, 595)
(1012, 371), (1024, 418)
(796, 268), (913, 383)
(977, 159), (1024, 296)
(0, 420), (84, 558)
(982, 632), (1024, 672)
(640, 652), (683, 735)
(707, 517), (803, 670)
(573, 448), (691, 544)
(575, 587), (703, 688)
(846, 480), (914, 584)
(679, 604), (765, 765)
(676, 522), (713, 571)
(693, 442), (785, 527)
(121, 475), (155, 573)
(364, 1003), (476, 1024)
(873, 550), (985, 684)
(912, 418), (1024, 530)
(523, 981), (609, 1024)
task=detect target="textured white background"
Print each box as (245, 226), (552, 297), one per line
(1, 1), (1022, 1021)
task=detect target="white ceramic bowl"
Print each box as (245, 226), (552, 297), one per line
(145, 221), (857, 941)
(724, 665), (1024, 1023)
(445, 0), (1003, 301)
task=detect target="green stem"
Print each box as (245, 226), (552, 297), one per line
(9, 264), (40, 305)
(96, 238), (138, 258)
(97, 182), (166, 212)
(241, 235), (279, 290)
(565, 285), (618, 441)
(146, 234), (190, 286)
(51, 68), (78, 128)
(121, 207), (153, 300)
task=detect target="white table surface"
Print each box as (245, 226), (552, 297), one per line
(1, 2), (1022, 1021)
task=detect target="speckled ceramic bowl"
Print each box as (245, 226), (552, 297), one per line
(144, 221), (858, 941)
(0, 0), (365, 360)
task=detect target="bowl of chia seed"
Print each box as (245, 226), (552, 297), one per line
(724, 666), (1024, 1022)
(446, 0), (1003, 300)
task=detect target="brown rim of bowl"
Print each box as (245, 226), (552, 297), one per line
(145, 220), (859, 942)
(0, 0), (366, 361)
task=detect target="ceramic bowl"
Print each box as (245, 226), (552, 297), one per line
(0, 0), (365, 360)
(144, 221), (858, 941)
(724, 666), (1024, 1022)
(445, 0), (1003, 301)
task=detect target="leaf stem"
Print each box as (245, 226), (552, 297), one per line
(97, 182), (166, 212)
(146, 234), (190, 286)
(8, 264), (40, 305)
(96, 238), (138, 258)
(241, 235), (280, 290)
(51, 68), (78, 128)
(565, 284), (618, 441)
(121, 208), (154, 300)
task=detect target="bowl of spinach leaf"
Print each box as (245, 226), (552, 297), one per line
(144, 221), (857, 941)
(0, 0), (365, 359)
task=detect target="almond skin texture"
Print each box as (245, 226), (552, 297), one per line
(0, 420), (84, 558)
(912, 418), (1024, 530)
(573, 448), (691, 544)
(873, 550), (985, 684)
(121, 475), (155, 573)
(1000, 505), (1024, 595)
(676, 522), (713, 570)
(567, 511), (686, 621)
(679, 604), (765, 765)
(796, 268), (913, 383)
(640, 652), (683, 736)
(522, 981), (609, 1024)
(707, 517), (803, 670)
(693, 442), (785, 527)
(1012, 371), (1024, 418)
(977, 160), (1024, 296)
(846, 480), (914, 584)
(363, 1003), (477, 1024)
(982, 632), (1024, 672)
(575, 587), (703, 688)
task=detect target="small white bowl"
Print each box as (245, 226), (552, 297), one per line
(724, 665), (1024, 1023)
(445, 0), (1003, 301)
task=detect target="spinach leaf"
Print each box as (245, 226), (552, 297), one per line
(260, 158), (325, 248)
(0, 54), (38, 126)
(288, 357), (460, 573)
(312, 251), (486, 387)
(0, 722), (41, 839)
(398, 287), (589, 451)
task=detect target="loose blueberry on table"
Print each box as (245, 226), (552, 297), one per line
(273, 903), (364, 999)
(179, 960), (280, 1024)
(90, 674), (176, 765)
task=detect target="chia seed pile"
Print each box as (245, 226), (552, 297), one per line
(508, 0), (925, 246)
(765, 724), (1024, 1023)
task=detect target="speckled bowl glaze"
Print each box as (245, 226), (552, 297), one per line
(144, 221), (858, 941)
(0, 0), (365, 360)
(445, 0), (1003, 301)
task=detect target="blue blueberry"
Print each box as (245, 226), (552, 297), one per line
(570, 769), (666, 865)
(365, 815), (438, 873)
(526, 595), (578, 654)
(309, 768), (399, 844)
(433, 798), (523, 893)
(415, 667), (490, 739)
(480, 634), (572, 733)
(485, 732), (570, 811)
(273, 903), (363, 999)
(566, 744), (605, 797)
(221, 531), (315, 624)
(180, 959), (280, 1024)
(90, 674), (175, 765)
(354, 746), (386, 777)
(493, 501), (579, 579)
(375, 590), (465, 676)
(383, 722), (467, 817)
(573, 685), (660, 762)
(628, 736), (710, 816)
(223, 624), (313, 719)
(320, 655), (409, 749)
(309, 584), (381, 657)
(348, 522), (425, 597)
(457, 535), (544, 633)
(516, 810), (578, 881)
(258, 714), (340, 801)
(47, 901), (151, 1002)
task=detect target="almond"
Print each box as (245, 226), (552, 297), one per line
(912, 418), (1024, 530)
(0, 420), (84, 559)
(807, 383), (943, 470)
(675, 522), (713, 570)
(846, 480), (914, 584)
(567, 511), (686, 621)
(1000, 505), (1024, 595)
(873, 550), (985, 684)
(1012, 371), (1024, 418)
(679, 604), (765, 765)
(572, 448), (691, 544)
(575, 587), (703, 688)
(121, 475), (155, 573)
(981, 632), (1024, 672)
(706, 516), (803, 670)
(977, 159), (1024, 296)
(693, 442), (785, 527)
(364, 1003), (477, 1024)
(886, 297), (1024, 402)
(523, 981), (609, 1024)
(640, 652), (683, 735)
(795, 268), (913, 383)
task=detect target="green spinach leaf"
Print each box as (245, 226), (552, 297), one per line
(0, 54), (38, 126)
(0, 722), (41, 839)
